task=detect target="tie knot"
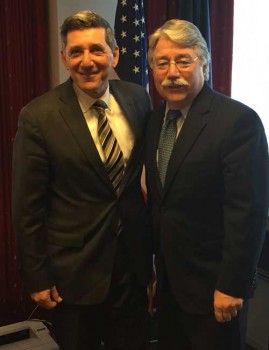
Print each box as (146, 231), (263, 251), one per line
(166, 109), (181, 122)
(93, 99), (107, 111)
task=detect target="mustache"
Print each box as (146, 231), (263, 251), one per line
(161, 78), (189, 87)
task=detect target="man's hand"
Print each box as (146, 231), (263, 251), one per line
(214, 289), (244, 323)
(147, 276), (156, 316)
(31, 286), (63, 310)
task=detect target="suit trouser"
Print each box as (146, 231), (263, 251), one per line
(52, 237), (151, 350)
(157, 277), (248, 350)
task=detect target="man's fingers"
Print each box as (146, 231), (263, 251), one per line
(229, 308), (237, 318)
(215, 307), (240, 323)
(30, 287), (61, 310)
(214, 290), (244, 322)
(38, 299), (57, 310)
(51, 286), (63, 303)
(215, 309), (225, 322)
(222, 310), (232, 322)
(36, 294), (57, 309)
(236, 301), (244, 310)
(215, 308), (232, 322)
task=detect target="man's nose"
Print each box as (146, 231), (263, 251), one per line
(166, 61), (180, 77)
(81, 51), (94, 66)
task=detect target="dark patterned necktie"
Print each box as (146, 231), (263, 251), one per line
(158, 109), (181, 186)
(93, 100), (125, 193)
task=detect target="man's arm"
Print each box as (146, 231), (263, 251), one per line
(12, 106), (55, 293)
(215, 107), (269, 320)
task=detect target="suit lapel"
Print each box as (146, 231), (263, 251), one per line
(147, 106), (166, 195)
(110, 81), (143, 143)
(57, 80), (114, 192)
(147, 93), (211, 197)
(109, 81), (146, 193)
(164, 84), (213, 194)
(164, 112), (207, 190)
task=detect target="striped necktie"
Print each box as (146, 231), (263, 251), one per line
(93, 100), (125, 193)
(158, 109), (181, 186)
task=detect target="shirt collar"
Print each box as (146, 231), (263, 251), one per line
(165, 103), (190, 120)
(73, 83), (110, 113)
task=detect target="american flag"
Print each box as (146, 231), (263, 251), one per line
(114, 0), (148, 88)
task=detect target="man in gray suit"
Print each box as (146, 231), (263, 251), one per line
(12, 10), (152, 350)
(145, 19), (269, 350)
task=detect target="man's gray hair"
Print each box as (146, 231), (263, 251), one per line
(148, 19), (211, 81)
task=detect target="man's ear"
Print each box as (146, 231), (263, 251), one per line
(112, 46), (120, 68)
(203, 64), (208, 76)
(61, 50), (69, 70)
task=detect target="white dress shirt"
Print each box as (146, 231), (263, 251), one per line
(73, 83), (134, 163)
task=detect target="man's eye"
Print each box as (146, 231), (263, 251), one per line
(156, 61), (169, 67)
(70, 50), (82, 57)
(177, 60), (190, 66)
(91, 49), (105, 56)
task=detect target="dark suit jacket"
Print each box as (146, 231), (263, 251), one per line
(145, 83), (269, 314)
(12, 79), (153, 305)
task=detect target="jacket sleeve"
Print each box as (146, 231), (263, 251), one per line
(216, 107), (269, 297)
(12, 106), (54, 293)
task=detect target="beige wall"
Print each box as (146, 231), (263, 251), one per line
(48, 0), (118, 88)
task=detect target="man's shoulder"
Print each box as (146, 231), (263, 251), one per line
(22, 80), (72, 111)
(211, 87), (255, 114)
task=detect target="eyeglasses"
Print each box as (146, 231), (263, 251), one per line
(154, 56), (199, 71)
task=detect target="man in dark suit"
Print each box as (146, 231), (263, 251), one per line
(145, 19), (269, 350)
(12, 11), (152, 350)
